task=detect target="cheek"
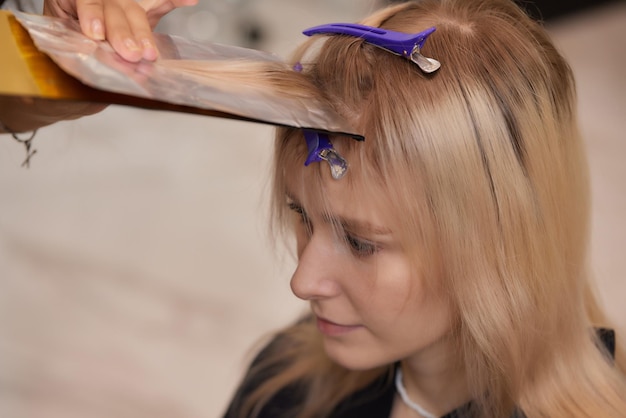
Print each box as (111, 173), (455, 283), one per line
(397, 276), (457, 347)
(343, 252), (421, 316)
(378, 254), (421, 305)
(360, 253), (451, 328)
(292, 220), (310, 258)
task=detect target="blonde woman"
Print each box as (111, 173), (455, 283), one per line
(224, 0), (626, 417)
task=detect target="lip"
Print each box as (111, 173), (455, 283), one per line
(315, 316), (362, 337)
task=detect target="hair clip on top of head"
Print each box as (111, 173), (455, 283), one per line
(303, 23), (440, 73)
(303, 130), (348, 180)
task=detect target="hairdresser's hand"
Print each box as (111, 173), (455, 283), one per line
(43, 0), (198, 62)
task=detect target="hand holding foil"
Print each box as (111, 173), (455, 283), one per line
(43, 0), (198, 62)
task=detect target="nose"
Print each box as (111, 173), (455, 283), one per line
(290, 233), (341, 301)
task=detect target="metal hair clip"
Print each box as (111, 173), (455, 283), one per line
(303, 23), (440, 73)
(303, 130), (348, 180)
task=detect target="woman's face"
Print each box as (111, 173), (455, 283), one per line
(286, 160), (456, 371)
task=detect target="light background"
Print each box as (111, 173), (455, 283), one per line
(0, 1), (624, 417)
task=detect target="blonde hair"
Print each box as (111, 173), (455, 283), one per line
(230, 1), (626, 417)
(158, 60), (319, 99)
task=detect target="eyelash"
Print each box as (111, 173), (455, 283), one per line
(345, 234), (379, 258)
(287, 202), (309, 224)
(287, 201), (379, 258)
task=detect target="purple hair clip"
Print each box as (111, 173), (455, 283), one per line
(303, 23), (440, 73)
(303, 130), (348, 180)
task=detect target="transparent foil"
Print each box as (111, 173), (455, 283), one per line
(14, 12), (361, 138)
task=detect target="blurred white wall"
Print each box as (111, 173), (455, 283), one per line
(0, 1), (624, 417)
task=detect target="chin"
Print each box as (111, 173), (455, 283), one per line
(323, 340), (387, 371)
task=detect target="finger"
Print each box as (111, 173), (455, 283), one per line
(103, 2), (144, 62)
(76, 0), (106, 40)
(123, 4), (159, 61)
(170, 0), (198, 6)
(43, 0), (79, 20)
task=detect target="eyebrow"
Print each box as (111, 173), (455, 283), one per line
(329, 215), (392, 236)
(286, 192), (392, 236)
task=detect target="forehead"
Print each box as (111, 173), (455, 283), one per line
(283, 135), (393, 225)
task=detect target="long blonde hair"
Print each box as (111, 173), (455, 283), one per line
(231, 1), (626, 416)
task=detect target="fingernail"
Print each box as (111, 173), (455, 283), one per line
(141, 38), (158, 60)
(91, 19), (104, 40)
(124, 38), (141, 51)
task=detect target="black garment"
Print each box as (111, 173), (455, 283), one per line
(224, 328), (616, 418)
(315, 374), (478, 418)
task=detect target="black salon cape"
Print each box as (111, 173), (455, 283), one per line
(223, 328), (616, 418)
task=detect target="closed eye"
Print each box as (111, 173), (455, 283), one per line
(287, 198), (381, 258)
(287, 201), (312, 230)
(345, 233), (379, 257)
(287, 201), (305, 218)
